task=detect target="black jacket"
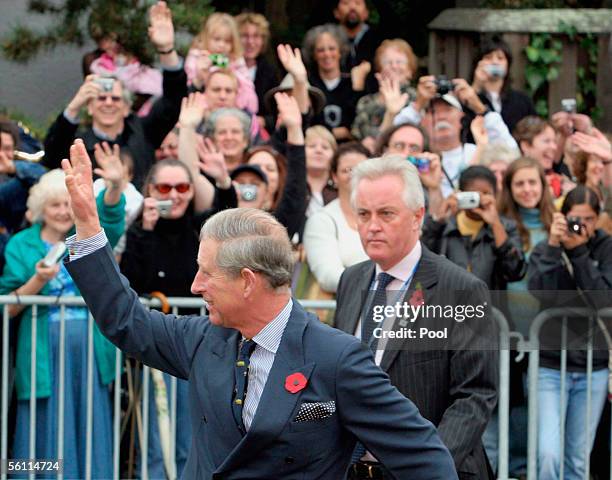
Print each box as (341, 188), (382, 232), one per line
(528, 230), (612, 371)
(43, 68), (187, 190)
(254, 56), (279, 117)
(479, 88), (536, 136)
(272, 144), (307, 240)
(421, 214), (526, 290)
(309, 72), (358, 131)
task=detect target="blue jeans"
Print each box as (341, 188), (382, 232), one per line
(537, 367), (608, 480)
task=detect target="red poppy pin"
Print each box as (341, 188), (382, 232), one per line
(409, 282), (424, 307)
(285, 372), (308, 394)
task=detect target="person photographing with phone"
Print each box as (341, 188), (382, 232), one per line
(0, 166), (126, 478)
(528, 184), (612, 480)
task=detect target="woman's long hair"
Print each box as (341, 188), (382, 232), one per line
(498, 157), (555, 251)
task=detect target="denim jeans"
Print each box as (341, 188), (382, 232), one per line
(537, 366), (608, 480)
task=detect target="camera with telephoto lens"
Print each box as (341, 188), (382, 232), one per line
(567, 216), (583, 234)
(237, 184), (258, 202)
(209, 53), (229, 68)
(456, 192), (480, 210)
(435, 75), (455, 96)
(407, 156), (430, 173)
(95, 77), (115, 92)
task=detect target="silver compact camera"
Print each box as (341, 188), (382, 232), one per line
(43, 241), (67, 267)
(484, 64), (506, 78)
(156, 199), (173, 217)
(95, 77), (115, 92)
(237, 184), (258, 202)
(456, 192), (480, 210)
(561, 98), (576, 114)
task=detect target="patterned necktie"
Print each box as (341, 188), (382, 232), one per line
(352, 272), (394, 464)
(361, 272), (395, 352)
(232, 338), (257, 434)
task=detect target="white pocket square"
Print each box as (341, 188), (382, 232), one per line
(294, 400), (336, 422)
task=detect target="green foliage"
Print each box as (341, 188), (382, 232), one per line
(0, 107), (57, 142)
(1, 0), (214, 65)
(524, 22), (601, 120)
(524, 33), (563, 117)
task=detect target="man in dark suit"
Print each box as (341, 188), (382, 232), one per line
(60, 138), (458, 479)
(335, 155), (498, 479)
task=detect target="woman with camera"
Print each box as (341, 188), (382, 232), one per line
(471, 35), (535, 134)
(528, 185), (612, 480)
(422, 165), (525, 289)
(0, 163), (125, 479)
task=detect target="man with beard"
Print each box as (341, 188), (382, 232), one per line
(394, 76), (519, 197)
(333, 0), (381, 72)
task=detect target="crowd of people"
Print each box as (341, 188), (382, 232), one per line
(1, 0), (612, 478)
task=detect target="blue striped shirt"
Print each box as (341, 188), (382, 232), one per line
(243, 298), (292, 430)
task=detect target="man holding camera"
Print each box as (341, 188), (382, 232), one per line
(43, 1), (186, 190)
(334, 155), (498, 479)
(393, 75), (518, 197)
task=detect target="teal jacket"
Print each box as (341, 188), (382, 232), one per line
(0, 191), (125, 399)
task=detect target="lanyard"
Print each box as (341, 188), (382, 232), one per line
(362, 260), (421, 350)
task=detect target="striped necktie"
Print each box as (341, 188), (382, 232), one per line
(232, 338), (257, 434)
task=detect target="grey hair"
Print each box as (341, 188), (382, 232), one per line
(202, 107), (251, 141)
(200, 208), (294, 289)
(478, 142), (520, 167)
(301, 23), (349, 71)
(27, 169), (70, 224)
(350, 155), (425, 210)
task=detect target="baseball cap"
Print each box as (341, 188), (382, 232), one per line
(230, 164), (269, 184)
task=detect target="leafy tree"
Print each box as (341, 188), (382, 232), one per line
(1, 0), (214, 64)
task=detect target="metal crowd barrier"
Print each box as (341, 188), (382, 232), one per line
(0, 296), (610, 480)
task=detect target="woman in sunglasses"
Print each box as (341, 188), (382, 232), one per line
(119, 157), (236, 478)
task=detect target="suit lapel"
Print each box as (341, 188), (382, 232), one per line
(338, 262), (375, 336)
(380, 247), (439, 372)
(216, 301), (315, 473)
(201, 327), (244, 446)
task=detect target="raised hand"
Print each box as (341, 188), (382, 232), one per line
(179, 92), (208, 129)
(196, 136), (229, 182)
(570, 130), (612, 162)
(414, 75), (437, 111)
(141, 197), (161, 231)
(418, 152), (442, 190)
(472, 193), (500, 226)
(66, 75), (102, 119)
(277, 44), (307, 83)
(351, 61), (371, 91)
(61, 139), (101, 239)
(275, 92), (302, 130)
(148, 1), (174, 52)
(0, 150), (15, 175)
(378, 74), (409, 116)
(93, 142), (125, 190)
(470, 115), (488, 147)
(453, 78), (486, 114)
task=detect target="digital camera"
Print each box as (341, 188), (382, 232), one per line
(561, 98), (577, 114)
(156, 199), (173, 217)
(456, 191), (480, 210)
(484, 64), (506, 78)
(238, 184), (258, 202)
(209, 53), (230, 68)
(567, 216), (583, 234)
(435, 75), (455, 96)
(407, 156), (430, 173)
(95, 77), (115, 92)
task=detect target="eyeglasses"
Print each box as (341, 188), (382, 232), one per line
(389, 142), (422, 153)
(153, 183), (191, 194)
(96, 95), (123, 103)
(381, 59), (408, 67)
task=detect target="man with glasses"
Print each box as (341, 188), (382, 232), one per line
(42, 1), (187, 190)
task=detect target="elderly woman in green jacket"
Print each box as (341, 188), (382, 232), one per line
(1, 162), (125, 479)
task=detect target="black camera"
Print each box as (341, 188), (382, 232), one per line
(435, 75), (454, 96)
(567, 216), (583, 234)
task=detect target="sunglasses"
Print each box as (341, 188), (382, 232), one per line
(153, 183), (191, 194)
(96, 95), (123, 103)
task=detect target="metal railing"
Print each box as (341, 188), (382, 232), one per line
(1, 296), (611, 479)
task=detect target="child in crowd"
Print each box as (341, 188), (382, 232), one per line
(185, 13), (258, 115)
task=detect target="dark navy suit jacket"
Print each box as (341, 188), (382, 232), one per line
(66, 244), (458, 479)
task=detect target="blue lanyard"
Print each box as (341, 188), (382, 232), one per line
(362, 259), (421, 349)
